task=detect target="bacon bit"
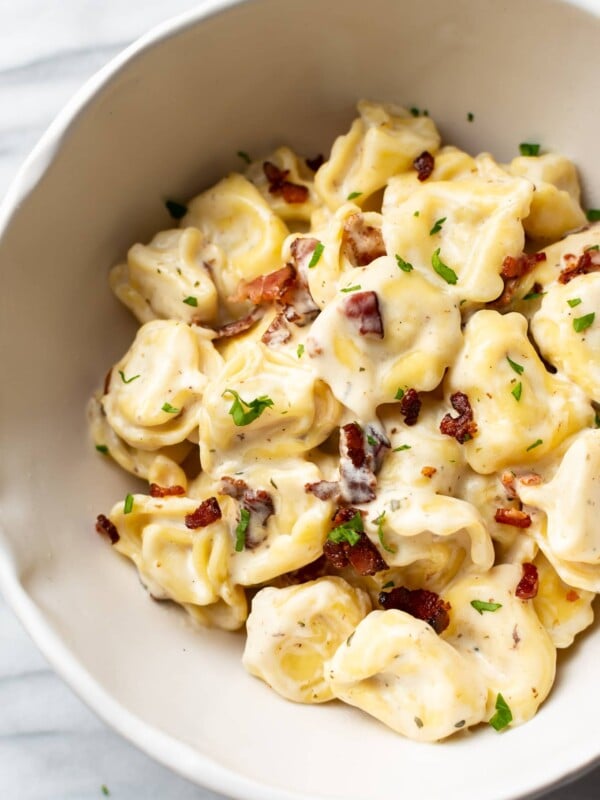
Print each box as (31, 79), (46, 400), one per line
(379, 587), (450, 634)
(341, 213), (387, 267)
(290, 237), (319, 275)
(263, 161), (309, 204)
(305, 480), (340, 501)
(421, 466), (437, 478)
(494, 507), (532, 528)
(519, 473), (542, 486)
(440, 392), (478, 444)
(400, 388), (422, 427)
(365, 423), (391, 471)
(261, 313), (292, 347)
(103, 368), (112, 396)
(342, 290), (384, 338)
(501, 471), (517, 500)
(566, 589), (580, 602)
(494, 252), (547, 307)
(277, 555), (328, 587)
(221, 476), (274, 546)
(232, 264), (297, 305)
(305, 154), (324, 172)
(413, 150), (435, 182)
(95, 514), (119, 544)
(149, 484), (186, 498)
(184, 497), (222, 529)
(340, 422), (376, 503)
(516, 562), (539, 600)
(558, 248), (600, 284)
(324, 508), (388, 576)
(213, 307), (265, 339)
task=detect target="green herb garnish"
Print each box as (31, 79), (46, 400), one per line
(506, 356), (524, 375)
(119, 370), (140, 384)
(585, 244), (599, 252)
(297, 343), (305, 359)
(519, 143), (540, 157)
(489, 693), (513, 731)
(95, 444), (109, 454)
(237, 150), (251, 164)
(409, 107), (420, 117)
(396, 255), (414, 272)
(341, 284), (361, 293)
(586, 209), (600, 222)
(526, 439), (543, 452)
(183, 296), (198, 307)
(429, 217), (447, 235)
(165, 199), (187, 219)
(511, 382), (523, 402)
(161, 402), (180, 414)
(124, 493), (134, 514)
(382, 580), (395, 589)
(328, 512), (363, 546)
(413, 210), (420, 217)
(567, 297), (582, 308)
(467, 112), (474, 122)
(308, 241), (324, 268)
(471, 599), (502, 615)
(522, 290), (545, 301)
(101, 787), (110, 798)
(235, 508), (251, 552)
(367, 435), (377, 446)
(573, 312), (595, 332)
(223, 389), (274, 426)
(394, 387), (405, 400)
(432, 248), (458, 284)
(347, 191), (362, 200)
(393, 444), (411, 452)
(374, 511), (396, 554)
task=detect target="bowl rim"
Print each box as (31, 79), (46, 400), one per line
(1, 0), (599, 798)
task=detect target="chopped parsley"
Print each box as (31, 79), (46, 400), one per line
(328, 512), (363, 546)
(567, 297), (582, 308)
(471, 599), (502, 615)
(237, 150), (251, 164)
(308, 241), (324, 268)
(519, 142), (540, 157)
(522, 290), (545, 301)
(341, 284), (361, 293)
(506, 356), (524, 375)
(526, 439), (543, 452)
(573, 312), (595, 332)
(235, 508), (251, 552)
(223, 389), (274, 426)
(413, 210), (420, 217)
(586, 209), (600, 222)
(270, 478), (278, 489)
(409, 107), (420, 117)
(183, 296), (198, 307)
(585, 244), (599, 252)
(165, 199), (187, 219)
(95, 444), (109, 454)
(374, 511), (396, 554)
(511, 382), (523, 402)
(467, 112), (474, 122)
(367, 435), (377, 446)
(429, 216), (447, 235)
(347, 191), (362, 200)
(489, 693), (513, 731)
(395, 255), (414, 272)
(595, 410), (600, 429)
(432, 248), (458, 284)
(394, 387), (405, 400)
(393, 444), (411, 452)
(124, 493), (134, 514)
(297, 343), (305, 359)
(161, 402), (180, 414)
(119, 370), (140, 384)
(101, 787), (110, 798)
(382, 580), (395, 589)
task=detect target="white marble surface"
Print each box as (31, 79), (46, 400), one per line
(1, 2), (599, 798)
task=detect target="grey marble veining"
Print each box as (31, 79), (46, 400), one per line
(0, 2), (599, 798)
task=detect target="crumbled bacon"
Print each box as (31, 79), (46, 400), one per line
(324, 508), (388, 576)
(261, 313), (292, 347)
(519, 473), (542, 487)
(290, 237), (319, 276)
(364, 423), (391, 471)
(341, 213), (387, 267)
(305, 480), (340, 501)
(413, 150), (435, 182)
(305, 154), (324, 172)
(566, 590), (580, 602)
(232, 264), (297, 305)
(440, 392), (477, 443)
(184, 497), (222, 529)
(515, 562), (539, 600)
(558, 248), (600, 284)
(95, 514), (119, 544)
(341, 290), (384, 338)
(149, 483), (186, 498)
(277, 555), (328, 587)
(213, 307), (265, 339)
(400, 388), (422, 426)
(494, 507), (532, 528)
(263, 161), (309, 204)
(220, 476), (274, 546)
(501, 471), (517, 500)
(421, 466), (437, 478)
(339, 422), (376, 503)
(493, 252), (547, 306)
(379, 587), (450, 634)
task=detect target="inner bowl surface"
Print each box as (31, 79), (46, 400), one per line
(1, 1), (599, 799)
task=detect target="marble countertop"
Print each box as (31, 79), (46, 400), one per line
(0, 2), (599, 798)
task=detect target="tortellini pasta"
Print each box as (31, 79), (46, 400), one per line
(91, 100), (598, 744)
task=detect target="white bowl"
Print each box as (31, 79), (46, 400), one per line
(1, 1), (599, 798)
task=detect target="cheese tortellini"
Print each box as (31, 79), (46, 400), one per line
(90, 101), (598, 745)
